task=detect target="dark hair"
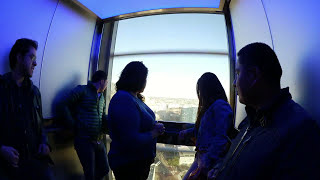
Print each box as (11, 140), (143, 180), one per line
(237, 42), (282, 87)
(92, 70), (107, 83)
(195, 72), (228, 130)
(116, 61), (148, 93)
(9, 38), (38, 70)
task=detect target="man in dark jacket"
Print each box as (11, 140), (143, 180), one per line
(60, 70), (109, 180)
(208, 42), (320, 180)
(0, 38), (54, 180)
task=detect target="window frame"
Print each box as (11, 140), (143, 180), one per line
(89, 2), (237, 179)
(90, 1), (236, 128)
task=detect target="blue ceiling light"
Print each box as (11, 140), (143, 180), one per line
(75, 0), (221, 19)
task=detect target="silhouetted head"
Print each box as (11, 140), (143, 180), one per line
(196, 72), (228, 129)
(92, 70), (108, 92)
(116, 61), (148, 94)
(9, 38), (38, 77)
(235, 42), (282, 106)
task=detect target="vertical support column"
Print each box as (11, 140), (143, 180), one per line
(96, 20), (119, 180)
(98, 21), (119, 108)
(224, 0), (237, 126)
(88, 19), (104, 81)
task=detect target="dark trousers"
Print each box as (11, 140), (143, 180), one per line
(74, 137), (109, 180)
(0, 158), (54, 180)
(112, 159), (153, 180)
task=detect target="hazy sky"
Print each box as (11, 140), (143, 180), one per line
(111, 13), (230, 100)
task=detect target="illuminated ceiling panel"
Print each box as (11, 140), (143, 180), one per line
(75, 0), (222, 19)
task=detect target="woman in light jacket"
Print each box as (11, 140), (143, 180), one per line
(179, 72), (233, 180)
(108, 61), (165, 180)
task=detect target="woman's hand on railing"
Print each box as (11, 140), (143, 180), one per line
(151, 123), (165, 138)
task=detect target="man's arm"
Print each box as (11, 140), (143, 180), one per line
(59, 85), (84, 129)
(37, 90), (49, 145)
(32, 87), (51, 156)
(0, 76), (20, 167)
(272, 119), (320, 179)
(0, 75), (4, 149)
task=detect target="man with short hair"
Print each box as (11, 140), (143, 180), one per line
(60, 70), (109, 180)
(209, 42), (320, 180)
(0, 38), (54, 180)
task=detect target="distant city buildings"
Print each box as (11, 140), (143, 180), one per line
(179, 151), (195, 165)
(110, 83), (199, 123)
(146, 97), (198, 123)
(180, 107), (197, 123)
(153, 144), (195, 180)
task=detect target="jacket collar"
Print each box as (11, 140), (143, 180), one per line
(87, 81), (98, 93)
(245, 87), (292, 127)
(2, 72), (33, 90)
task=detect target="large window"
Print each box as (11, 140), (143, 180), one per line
(109, 13), (230, 179)
(111, 13), (230, 123)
